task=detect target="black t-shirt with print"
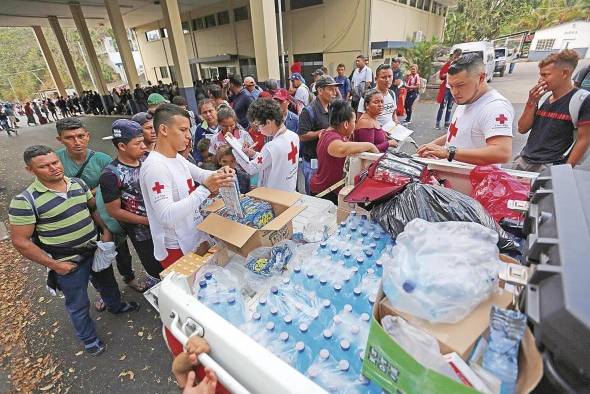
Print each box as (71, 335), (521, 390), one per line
(521, 89), (590, 164)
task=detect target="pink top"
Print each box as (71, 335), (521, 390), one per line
(406, 74), (420, 91)
(310, 130), (346, 194)
(354, 127), (389, 153)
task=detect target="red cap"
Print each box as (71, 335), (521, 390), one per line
(259, 91), (273, 99)
(273, 88), (290, 102)
(290, 62), (302, 74)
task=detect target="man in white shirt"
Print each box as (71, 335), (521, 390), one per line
(139, 103), (235, 266)
(238, 99), (300, 192)
(290, 73), (311, 106)
(357, 63), (398, 127)
(351, 54), (373, 110)
(417, 53), (513, 165)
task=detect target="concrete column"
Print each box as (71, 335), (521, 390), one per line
(249, 0), (280, 81)
(69, 2), (110, 112)
(104, 0), (139, 88)
(32, 26), (67, 97)
(161, 0), (196, 110)
(48, 16), (84, 95)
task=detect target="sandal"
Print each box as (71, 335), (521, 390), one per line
(94, 296), (106, 312)
(112, 301), (140, 314)
(126, 278), (148, 293)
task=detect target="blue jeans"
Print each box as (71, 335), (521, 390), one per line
(301, 159), (317, 195)
(55, 254), (123, 347)
(436, 88), (454, 126)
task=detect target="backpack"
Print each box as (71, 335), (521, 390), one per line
(538, 89), (590, 157)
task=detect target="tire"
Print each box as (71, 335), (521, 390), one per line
(499, 67), (505, 77)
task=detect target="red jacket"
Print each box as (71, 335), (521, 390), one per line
(436, 61), (451, 104)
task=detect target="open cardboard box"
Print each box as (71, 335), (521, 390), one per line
(362, 284), (543, 393)
(198, 187), (305, 257)
(159, 246), (228, 290)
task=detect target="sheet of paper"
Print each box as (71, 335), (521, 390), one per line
(224, 132), (250, 162)
(383, 122), (414, 141)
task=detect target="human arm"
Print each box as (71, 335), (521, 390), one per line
(99, 171), (149, 226)
(327, 139), (379, 158)
(86, 195), (112, 242)
(235, 145), (272, 176)
(417, 136), (512, 165)
(297, 108), (322, 142)
(355, 127), (390, 152)
(172, 336), (212, 389)
(567, 124), (590, 166)
(518, 81), (548, 134)
(416, 134), (448, 156)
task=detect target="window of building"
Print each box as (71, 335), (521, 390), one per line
(169, 66), (177, 82)
(160, 66), (169, 79)
(192, 17), (204, 31)
(234, 6), (249, 22)
(371, 49), (384, 60)
(409, 0), (417, 7)
(217, 10), (230, 25)
(204, 14), (216, 28)
(417, 0), (424, 9)
(159, 28), (168, 38)
(145, 29), (161, 42)
(275, 0), (286, 12)
(535, 38), (555, 51)
(182, 21), (190, 34)
(291, 0), (323, 10)
(190, 63), (199, 81)
(423, 0), (431, 11)
(293, 53), (323, 83)
(441, 6), (447, 15)
(239, 58), (257, 80)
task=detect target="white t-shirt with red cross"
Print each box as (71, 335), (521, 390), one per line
(445, 89), (514, 150)
(139, 151), (215, 261)
(235, 126), (300, 192)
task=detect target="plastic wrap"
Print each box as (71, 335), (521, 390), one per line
(381, 315), (459, 381)
(306, 349), (367, 393)
(383, 219), (502, 324)
(371, 182), (519, 254)
(217, 196), (275, 229)
(245, 241), (296, 277)
(92, 241), (117, 272)
(470, 166), (530, 222)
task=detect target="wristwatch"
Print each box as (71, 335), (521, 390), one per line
(447, 145), (457, 162)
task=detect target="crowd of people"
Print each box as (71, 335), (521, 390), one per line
(6, 48), (590, 392)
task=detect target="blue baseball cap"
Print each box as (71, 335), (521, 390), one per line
(289, 72), (305, 83)
(103, 119), (144, 140)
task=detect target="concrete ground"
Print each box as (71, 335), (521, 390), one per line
(0, 60), (584, 393)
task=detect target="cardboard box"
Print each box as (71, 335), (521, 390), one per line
(362, 285), (542, 393)
(198, 187), (305, 257)
(159, 247), (227, 289)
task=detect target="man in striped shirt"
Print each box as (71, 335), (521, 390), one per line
(9, 145), (139, 356)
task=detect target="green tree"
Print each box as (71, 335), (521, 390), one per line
(509, 0), (590, 32)
(402, 38), (442, 79)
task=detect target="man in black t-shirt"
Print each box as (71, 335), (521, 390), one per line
(99, 120), (162, 281)
(514, 50), (590, 172)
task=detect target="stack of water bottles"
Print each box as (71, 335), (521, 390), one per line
(195, 212), (395, 393)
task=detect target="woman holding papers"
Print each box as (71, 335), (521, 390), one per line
(237, 99), (300, 192)
(208, 106), (254, 155)
(354, 89), (398, 153)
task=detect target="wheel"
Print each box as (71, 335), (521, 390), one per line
(499, 67), (505, 77)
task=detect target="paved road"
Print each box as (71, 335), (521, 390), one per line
(0, 60), (580, 393)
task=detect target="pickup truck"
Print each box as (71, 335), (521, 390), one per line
(494, 47), (508, 77)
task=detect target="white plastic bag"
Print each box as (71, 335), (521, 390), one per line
(92, 241), (117, 272)
(383, 219), (502, 323)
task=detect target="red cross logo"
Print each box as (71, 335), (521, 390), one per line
(186, 179), (197, 194)
(288, 141), (298, 164)
(152, 182), (165, 194)
(447, 121), (458, 142)
(496, 114), (508, 125)
(256, 156), (263, 164)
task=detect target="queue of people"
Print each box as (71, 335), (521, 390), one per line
(6, 48), (590, 392)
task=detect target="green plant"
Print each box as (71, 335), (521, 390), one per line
(402, 38), (442, 79)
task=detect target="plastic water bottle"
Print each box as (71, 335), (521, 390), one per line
(293, 341), (313, 373)
(316, 329), (339, 357)
(317, 277), (331, 300)
(321, 299), (337, 319)
(282, 314), (299, 338)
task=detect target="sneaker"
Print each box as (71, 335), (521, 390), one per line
(444, 123), (450, 128)
(85, 339), (106, 357)
(434, 124), (441, 130)
(112, 301), (140, 314)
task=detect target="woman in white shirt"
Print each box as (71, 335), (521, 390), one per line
(208, 106), (254, 155)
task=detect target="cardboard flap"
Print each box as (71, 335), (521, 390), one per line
(204, 198), (225, 213)
(246, 187), (301, 207)
(262, 204), (306, 231)
(197, 214), (257, 248)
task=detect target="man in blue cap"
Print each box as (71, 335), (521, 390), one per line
(290, 72), (311, 107)
(98, 120), (163, 284)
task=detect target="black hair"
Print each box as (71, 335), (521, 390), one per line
(208, 84), (223, 99)
(356, 54), (366, 60)
(452, 48), (463, 56)
(337, 63), (346, 69)
(56, 117), (85, 135)
(217, 106), (237, 123)
(329, 100), (355, 128)
(111, 136), (141, 149)
(153, 103), (190, 134)
(247, 98), (283, 127)
(198, 98), (216, 112)
(24, 145), (54, 164)
(196, 138), (211, 152)
(263, 79), (279, 91)
(363, 88), (384, 105)
(448, 53), (485, 76)
(172, 95), (187, 107)
(229, 75), (243, 87)
(375, 63), (392, 76)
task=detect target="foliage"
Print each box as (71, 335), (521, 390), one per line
(401, 38), (443, 79)
(444, 0), (589, 45)
(0, 26), (121, 102)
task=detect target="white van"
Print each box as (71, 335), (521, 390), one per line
(450, 41), (496, 82)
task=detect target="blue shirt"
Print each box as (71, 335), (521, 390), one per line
(246, 88), (261, 100)
(285, 110), (299, 133)
(335, 75), (352, 99)
(230, 88), (255, 129)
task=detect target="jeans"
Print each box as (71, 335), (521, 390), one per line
(301, 159), (317, 195)
(127, 232), (163, 279)
(436, 89), (454, 126)
(55, 255), (123, 347)
(115, 235), (135, 283)
(404, 91), (419, 121)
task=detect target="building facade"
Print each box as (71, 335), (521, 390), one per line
(131, 0), (452, 84)
(528, 21), (590, 61)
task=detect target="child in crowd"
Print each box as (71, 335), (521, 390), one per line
(196, 139), (219, 171)
(215, 144), (251, 194)
(208, 106), (254, 155)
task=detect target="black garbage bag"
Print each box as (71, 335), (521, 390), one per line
(371, 182), (519, 254)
